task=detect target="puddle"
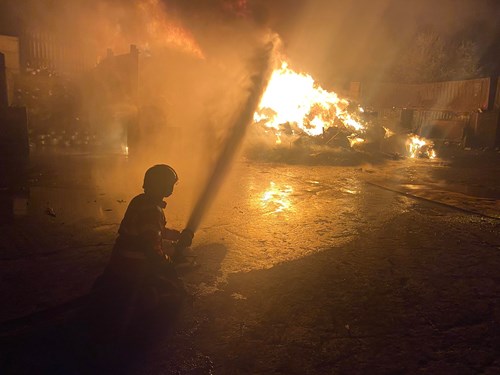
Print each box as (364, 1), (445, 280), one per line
(401, 184), (426, 190)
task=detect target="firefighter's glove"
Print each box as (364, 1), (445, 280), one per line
(177, 228), (194, 248)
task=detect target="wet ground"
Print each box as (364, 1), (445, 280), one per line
(0, 149), (499, 374)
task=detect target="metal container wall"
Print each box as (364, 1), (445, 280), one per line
(361, 78), (490, 112)
(469, 111), (500, 148)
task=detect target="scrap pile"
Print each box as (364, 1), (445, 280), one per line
(247, 61), (435, 164)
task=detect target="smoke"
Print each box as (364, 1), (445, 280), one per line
(2, 0), (499, 79)
(1, 0), (498, 229)
(160, 0), (499, 84)
(186, 40), (275, 231)
(0, 0), (279, 224)
(0, 0), (203, 62)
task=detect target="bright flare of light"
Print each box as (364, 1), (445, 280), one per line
(275, 132), (282, 145)
(407, 135), (436, 159)
(383, 126), (395, 138)
(347, 136), (365, 147)
(254, 59), (439, 160)
(261, 181), (293, 213)
(254, 62), (364, 137)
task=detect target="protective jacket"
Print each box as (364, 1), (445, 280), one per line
(95, 193), (182, 311)
(88, 188), (185, 344)
(113, 193), (180, 262)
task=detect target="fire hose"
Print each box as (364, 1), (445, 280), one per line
(181, 44), (274, 245)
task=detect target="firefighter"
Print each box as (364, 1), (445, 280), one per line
(88, 164), (194, 352)
(107, 163), (193, 269)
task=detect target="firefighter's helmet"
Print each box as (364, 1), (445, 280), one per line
(143, 164), (178, 192)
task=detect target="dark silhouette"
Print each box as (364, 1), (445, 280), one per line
(85, 164), (194, 371)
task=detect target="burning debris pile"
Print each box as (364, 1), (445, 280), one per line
(406, 135), (436, 159)
(253, 62), (364, 140)
(247, 60), (436, 164)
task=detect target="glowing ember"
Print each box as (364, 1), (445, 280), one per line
(253, 59), (438, 160)
(254, 62), (364, 137)
(383, 126), (395, 138)
(347, 136), (365, 147)
(261, 182), (293, 213)
(407, 135), (436, 159)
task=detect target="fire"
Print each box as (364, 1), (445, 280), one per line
(253, 59), (438, 160)
(254, 62), (364, 137)
(347, 136), (365, 148)
(138, 0), (204, 58)
(407, 135), (436, 159)
(383, 126), (395, 138)
(261, 182), (293, 213)
(93, 0), (204, 60)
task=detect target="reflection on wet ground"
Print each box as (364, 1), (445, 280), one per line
(0, 150), (499, 316)
(396, 158), (499, 200)
(0, 151), (406, 306)
(260, 181), (293, 214)
(2, 152), (497, 267)
(193, 163), (401, 286)
(1, 150), (499, 374)
(363, 158), (500, 219)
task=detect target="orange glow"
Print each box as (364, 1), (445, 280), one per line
(253, 59), (438, 159)
(261, 182), (293, 213)
(407, 135), (436, 159)
(347, 136), (365, 147)
(383, 126), (395, 138)
(254, 62), (364, 137)
(139, 0), (204, 58)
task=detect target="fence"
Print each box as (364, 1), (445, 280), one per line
(360, 78), (490, 112)
(359, 77), (498, 146)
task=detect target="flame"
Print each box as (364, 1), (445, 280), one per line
(261, 182), (293, 213)
(253, 59), (438, 159)
(407, 135), (436, 159)
(139, 0), (204, 58)
(347, 136), (365, 147)
(383, 126), (395, 138)
(254, 62), (364, 138)
(93, 0), (204, 61)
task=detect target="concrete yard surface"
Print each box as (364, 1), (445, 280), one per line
(0, 150), (499, 374)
